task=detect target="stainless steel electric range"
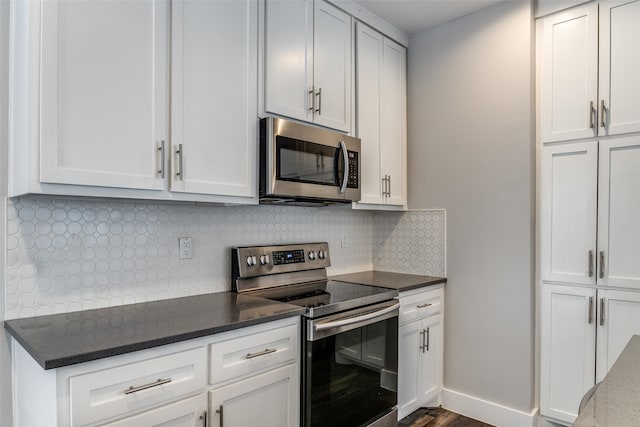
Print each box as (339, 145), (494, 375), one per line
(232, 242), (399, 427)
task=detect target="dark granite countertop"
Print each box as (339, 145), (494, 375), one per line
(574, 335), (640, 426)
(4, 292), (305, 370)
(330, 270), (446, 292)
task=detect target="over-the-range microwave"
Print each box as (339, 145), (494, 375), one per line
(259, 117), (361, 205)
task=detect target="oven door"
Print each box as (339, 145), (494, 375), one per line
(303, 301), (399, 427)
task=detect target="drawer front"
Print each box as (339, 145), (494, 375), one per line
(70, 346), (206, 426)
(209, 323), (298, 385)
(399, 288), (442, 325)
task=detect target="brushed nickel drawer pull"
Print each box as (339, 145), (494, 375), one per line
(599, 251), (605, 279)
(200, 410), (208, 427)
(426, 327), (430, 352)
(590, 101), (596, 129)
(588, 250), (594, 277)
(157, 140), (165, 178)
(600, 298), (605, 326)
(417, 303), (433, 309)
(245, 348), (277, 359)
(216, 405), (224, 427)
(124, 377), (172, 394)
(601, 99), (607, 128)
(588, 296), (594, 324)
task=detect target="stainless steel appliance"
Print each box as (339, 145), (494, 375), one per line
(232, 243), (399, 427)
(259, 117), (361, 205)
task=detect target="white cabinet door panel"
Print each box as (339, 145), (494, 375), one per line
(380, 37), (406, 206)
(264, 0), (313, 123)
(540, 4), (598, 142)
(541, 142), (598, 284)
(102, 394), (207, 427)
(599, 0), (640, 135)
(313, 0), (351, 132)
(597, 136), (640, 288)
(540, 284), (596, 424)
(40, 0), (167, 190)
(171, 0), (257, 197)
(596, 289), (640, 381)
(209, 364), (299, 427)
(420, 315), (442, 405)
(355, 22), (383, 204)
(398, 320), (421, 420)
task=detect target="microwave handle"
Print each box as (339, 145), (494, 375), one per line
(338, 141), (349, 194)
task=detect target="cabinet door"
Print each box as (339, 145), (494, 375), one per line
(355, 22), (383, 205)
(263, 0), (313, 123)
(398, 320), (422, 420)
(540, 3), (598, 142)
(40, 0), (167, 190)
(380, 37), (407, 207)
(209, 364), (299, 427)
(541, 142), (598, 284)
(313, 0), (351, 132)
(420, 315), (442, 406)
(171, 0), (257, 198)
(599, 0), (640, 135)
(597, 136), (640, 288)
(540, 284), (596, 424)
(596, 289), (640, 382)
(102, 394), (207, 427)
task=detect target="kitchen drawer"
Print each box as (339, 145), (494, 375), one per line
(399, 287), (442, 326)
(69, 346), (206, 426)
(209, 323), (298, 385)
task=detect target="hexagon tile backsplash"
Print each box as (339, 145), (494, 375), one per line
(5, 197), (445, 319)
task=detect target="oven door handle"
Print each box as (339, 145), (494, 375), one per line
(314, 303), (399, 331)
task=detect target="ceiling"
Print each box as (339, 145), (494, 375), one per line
(353, 0), (506, 35)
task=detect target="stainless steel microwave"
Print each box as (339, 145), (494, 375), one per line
(259, 117), (361, 205)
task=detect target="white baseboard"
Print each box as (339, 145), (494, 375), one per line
(442, 388), (538, 427)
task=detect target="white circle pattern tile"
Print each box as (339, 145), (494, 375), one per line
(5, 197), (445, 319)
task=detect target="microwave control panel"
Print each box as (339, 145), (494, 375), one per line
(347, 151), (359, 188)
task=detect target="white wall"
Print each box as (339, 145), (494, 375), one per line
(407, 0), (535, 415)
(1, 0), (13, 425)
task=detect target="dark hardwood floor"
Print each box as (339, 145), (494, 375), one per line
(399, 407), (495, 427)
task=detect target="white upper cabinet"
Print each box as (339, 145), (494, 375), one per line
(355, 22), (406, 209)
(170, 0), (257, 198)
(597, 135), (640, 288)
(540, 0), (640, 142)
(263, 0), (351, 132)
(39, 0), (168, 190)
(10, 0), (258, 204)
(541, 142), (598, 284)
(540, 3), (598, 143)
(598, 0), (640, 135)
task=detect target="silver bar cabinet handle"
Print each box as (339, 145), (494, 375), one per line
(124, 377), (172, 394)
(601, 100), (607, 128)
(588, 250), (594, 277)
(308, 86), (315, 112)
(316, 87), (322, 115)
(600, 298), (605, 326)
(216, 405), (224, 427)
(157, 140), (165, 178)
(590, 101), (596, 129)
(388, 175), (391, 197)
(175, 144), (184, 180)
(419, 329), (426, 353)
(426, 327), (430, 352)
(599, 251), (605, 279)
(245, 348), (277, 359)
(200, 410), (208, 427)
(417, 303), (432, 309)
(588, 296), (593, 324)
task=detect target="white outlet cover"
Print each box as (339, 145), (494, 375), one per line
(179, 237), (192, 260)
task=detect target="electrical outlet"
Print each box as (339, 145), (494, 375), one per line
(179, 237), (192, 260)
(341, 232), (348, 248)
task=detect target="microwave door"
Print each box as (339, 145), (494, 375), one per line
(336, 141), (348, 194)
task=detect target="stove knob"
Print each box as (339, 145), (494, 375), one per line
(246, 256), (254, 266)
(318, 250), (326, 259)
(252, 255), (257, 266)
(260, 254), (269, 265)
(309, 251), (317, 260)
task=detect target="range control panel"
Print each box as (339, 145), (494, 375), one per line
(232, 242), (330, 280)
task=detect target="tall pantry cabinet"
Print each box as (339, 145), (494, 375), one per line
(539, 1), (640, 424)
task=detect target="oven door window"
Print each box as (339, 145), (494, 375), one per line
(276, 135), (342, 186)
(303, 317), (398, 427)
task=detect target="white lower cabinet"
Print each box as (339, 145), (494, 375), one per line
(209, 364), (299, 427)
(397, 286), (444, 420)
(541, 283), (640, 424)
(12, 317), (299, 427)
(102, 394), (208, 427)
